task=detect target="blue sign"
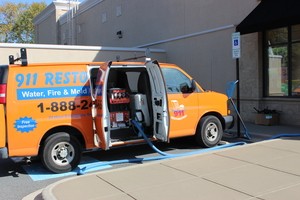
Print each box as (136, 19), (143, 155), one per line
(14, 117), (37, 133)
(17, 86), (91, 100)
(232, 32), (241, 58)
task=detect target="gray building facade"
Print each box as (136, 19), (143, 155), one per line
(34, 0), (300, 126)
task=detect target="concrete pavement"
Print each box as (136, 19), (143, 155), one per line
(23, 123), (300, 200)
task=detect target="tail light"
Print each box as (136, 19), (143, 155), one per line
(0, 84), (6, 104)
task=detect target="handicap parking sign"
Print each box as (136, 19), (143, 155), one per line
(232, 32), (240, 58)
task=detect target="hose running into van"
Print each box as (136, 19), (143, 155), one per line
(131, 120), (247, 157)
(77, 120), (246, 175)
(77, 121), (300, 175)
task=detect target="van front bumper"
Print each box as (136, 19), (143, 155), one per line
(223, 115), (234, 130)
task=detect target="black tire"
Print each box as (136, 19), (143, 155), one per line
(40, 132), (82, 173)
(195, 116), (223, 148)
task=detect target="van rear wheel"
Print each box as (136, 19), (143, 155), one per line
(41, 132), (82, 174)
(195, 116), (223, 148)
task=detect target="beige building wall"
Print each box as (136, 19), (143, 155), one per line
(70, 0), (257, 46)
(33, 0), (300, 126)
(0, 43), (166, 65)
(57, 0), (258, 93)
(34, 1), (79, 44)
(34, 12), (57, 44)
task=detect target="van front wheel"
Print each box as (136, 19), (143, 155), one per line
(41, 132), (82, 174)
(195, 116), (223, 148)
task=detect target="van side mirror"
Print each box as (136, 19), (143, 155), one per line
(180, 82), (189, 93)
(180, 80), (196, 93)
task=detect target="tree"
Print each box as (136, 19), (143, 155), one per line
(0, 2), (46, 43)
(0, 2), (25, 42)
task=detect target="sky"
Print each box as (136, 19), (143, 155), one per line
(2, 0), (81, 6)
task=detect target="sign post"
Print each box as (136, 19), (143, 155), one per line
(232, 32), (241, 137)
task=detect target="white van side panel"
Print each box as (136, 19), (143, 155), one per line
(146, 61), (169, 142)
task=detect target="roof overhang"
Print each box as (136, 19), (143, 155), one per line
(237, 0), (300, 35)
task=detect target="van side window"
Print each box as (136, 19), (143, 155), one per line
(90, 68), (98, 89)
(125, 71), (140, 93)
(107, 69), (132, 94)
(162, 68), (192, 93)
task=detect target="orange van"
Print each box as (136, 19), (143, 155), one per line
(0, 53), (233, 173)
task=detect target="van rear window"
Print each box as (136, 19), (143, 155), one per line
(0, 66), (8, 84)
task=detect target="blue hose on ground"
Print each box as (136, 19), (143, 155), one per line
(77, 121), (300, 175)
(77, 120), (246, 175)
(268, 133), (300, 140)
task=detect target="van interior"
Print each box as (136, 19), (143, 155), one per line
(90, 66), (154, 143)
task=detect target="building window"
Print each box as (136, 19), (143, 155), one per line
(116, 6), (122, 17)
(264, 25), (300, 97)
(102, 13), (107, 23)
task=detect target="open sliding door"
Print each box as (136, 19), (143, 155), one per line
(91, 62), (111, 150)
(146, 60), (169, 142)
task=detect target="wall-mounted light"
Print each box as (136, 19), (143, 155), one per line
(116, 31), (122, 38)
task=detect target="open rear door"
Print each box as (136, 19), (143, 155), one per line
(91, 62), (111, 150)
(146, 60), (169, 142)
